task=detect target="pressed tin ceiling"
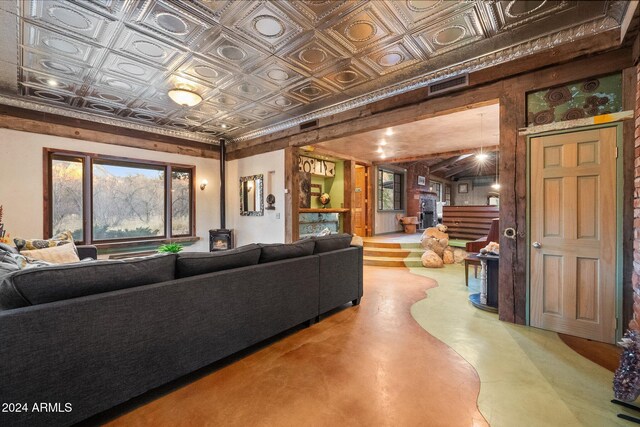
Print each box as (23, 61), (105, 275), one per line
(0, 0), (630, 145)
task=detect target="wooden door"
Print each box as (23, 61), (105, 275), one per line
(530, 127), (617, 343)
(354, 165), (367, 237)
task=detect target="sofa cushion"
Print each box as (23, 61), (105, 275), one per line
(176, 244), (261, 278)
(259, 240), (315, 263)
(20, 241), (80, 264)
(313, 233), (353, 254)
(0, 253), (176, 311)
(0, 243), (18, 254)
(14, 230), (74, 252)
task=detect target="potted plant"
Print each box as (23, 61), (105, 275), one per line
(157, 242), (183, 254)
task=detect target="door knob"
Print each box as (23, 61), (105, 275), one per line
(532, 241), (542, 249)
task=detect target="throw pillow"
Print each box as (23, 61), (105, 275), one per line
(20, 241), (80, 264)
(176, 244), (261, 278)
(259, 240), (315, 263)
(313, 233), (353, 254)
(14, 230), (75, 252)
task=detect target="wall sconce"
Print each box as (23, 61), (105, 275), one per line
(200, 179), (208, 190)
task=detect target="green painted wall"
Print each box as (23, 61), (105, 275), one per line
(309, 160), (344, 209)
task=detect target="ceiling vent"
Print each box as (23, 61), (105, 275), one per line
(299, 119), (319, 131)
(427, 74), (469, 96)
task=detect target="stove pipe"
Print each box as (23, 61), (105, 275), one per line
(219, 138), (226, 229)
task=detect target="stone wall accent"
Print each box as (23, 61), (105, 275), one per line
(631, 64), (640, 331)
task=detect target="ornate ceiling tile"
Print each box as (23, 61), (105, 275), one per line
(283, 33), (348, 75)
(202, 121), (239, 133)
(326, 2), (403, 54)
(320, 60), (374, 91)
(411, 7), (485, 57)
(101, 52), (164, 84)
(190, 99), (225, 117)
(71, 0), (133, 19)
(21, 84), (77, 107)
(252, 58), (308, 88)
(170, 109), (213, 124)
(220, 112), (257, 128)
(359, 36), (424, 75)
(22, 49), (91, 83)
(83, 87), (134, 108)
(389, 0), (464, 30)
(21, 69), (80, 95)
(222, 74), (279, 102)
(128, 100), (177, 117)
(79, 98), (128, 115)
(120, 109), (165, 125)
(287, 78), (336, 103)
(163, 119), (196, 131)
(25, 0), (117, 44)
(206, 91), (251, 111)
(197, 29), (270, 71)
(22, 22), (102, 65)
(131, 0), (210, 46)
(285, 0), (359, 26)
(112, 27), (187, 68)
(488, 1), (576, 32)
(225, 1), (305, 53)
(262, 92), (304, 112)
(179, 0), (234, 23)
(175, 56), (233, 87)
(93, 71), (150, 97)
(239, 103), (281, 121)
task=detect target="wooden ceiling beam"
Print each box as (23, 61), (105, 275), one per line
(443, 152), (497, 178)
(430, 153), (474, 172)
(374, 147), (491, 165)
(0, 105), (219, 159)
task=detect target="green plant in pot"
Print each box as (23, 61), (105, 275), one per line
(157, 242), (184, 254)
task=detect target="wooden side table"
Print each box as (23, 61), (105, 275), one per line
(464, 255), (481, 287)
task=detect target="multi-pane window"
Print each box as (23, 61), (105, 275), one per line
(378, 169), (403, 211)
(47, 150), (194, 244)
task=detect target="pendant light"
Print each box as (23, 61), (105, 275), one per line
(492, 151), (500, 190)
(476, 113), (488, 162)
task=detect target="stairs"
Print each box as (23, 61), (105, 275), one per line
(362, 240), (424, 267)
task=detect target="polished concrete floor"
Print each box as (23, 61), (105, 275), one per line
(93, 262), (630, 426)
(101, 266), (487, 427)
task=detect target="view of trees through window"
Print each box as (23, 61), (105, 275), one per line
(49, 152), (193, 243)
(378, 169), (402, 211)
(51, 157), (84, 241)
(92, 162), (165, 240)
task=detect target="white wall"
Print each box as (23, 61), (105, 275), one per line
(452, 175), (498, 206)
(0, 128), (219, 252)
(226, 149), (285, 246)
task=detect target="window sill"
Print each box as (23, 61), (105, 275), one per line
(93, 236), (200, 250)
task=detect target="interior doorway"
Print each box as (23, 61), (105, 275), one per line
(353, 164), (368, 237)
(529, 126), (619, 343)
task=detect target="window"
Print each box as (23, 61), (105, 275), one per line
(46, 149), (195, 244)
(378, 169), (402, 211)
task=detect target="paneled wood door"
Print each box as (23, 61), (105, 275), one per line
(354, 165), (367, 237)
(530, 127), (617, 343)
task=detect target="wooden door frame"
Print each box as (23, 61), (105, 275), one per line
(356, 162), (374, 237)
(525, 123), (624, 341)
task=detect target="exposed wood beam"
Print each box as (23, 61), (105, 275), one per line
(299, 146), (372, 165)
(228, 30), (623, 159)
(443, 154), (495, 178)
(374, 147), (490, 165)
(0, 105), (219, 159)
(430, 154), (474, 172)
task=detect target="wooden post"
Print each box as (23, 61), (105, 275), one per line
(343, 160), (355, 234)
(622, 66), (636, 328)
(284, 147), (300, 243)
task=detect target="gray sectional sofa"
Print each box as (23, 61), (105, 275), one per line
(0, 234), (363, 427)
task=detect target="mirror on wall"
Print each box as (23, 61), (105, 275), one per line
(240, 174), (264, 216)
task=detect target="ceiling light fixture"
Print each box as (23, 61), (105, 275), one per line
(380, 139), (387, 146)
(377, 146), (383, 153)
(385, 128), (393, 136)
(380, 152), (386, 159)
(167, 88), (202, 107)
(220, 124), (228, 129)
(47, 79), (58, 87)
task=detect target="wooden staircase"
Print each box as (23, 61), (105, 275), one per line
(362, 240), (424, 267)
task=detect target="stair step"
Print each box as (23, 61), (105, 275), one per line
(363, 256), (423, 267)
(362, 241), (422, 249)
(363, 248), (423, 258)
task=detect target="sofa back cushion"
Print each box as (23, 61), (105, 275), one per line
(176, 244), (261, 278)
(259, 240), (315, 263)
(0, 253), (176, 311)
(20, 242), (80, 264)
(313, 233), (353, 254)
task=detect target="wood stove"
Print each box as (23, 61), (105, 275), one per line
(210, 229), (234, 251)
(419, 194), (437, 229)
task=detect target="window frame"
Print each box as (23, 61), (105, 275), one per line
(377, 168), (403, 212)
(44, 148), (196, 246)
